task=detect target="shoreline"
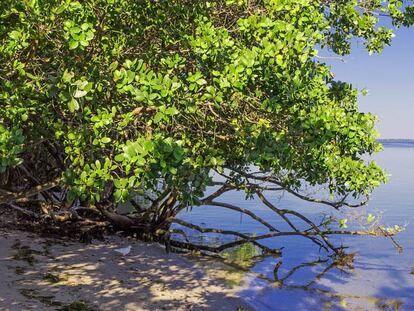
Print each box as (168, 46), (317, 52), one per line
(0, 228), (254, 311)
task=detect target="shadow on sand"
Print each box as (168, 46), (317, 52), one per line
(0, 229), (253, 311)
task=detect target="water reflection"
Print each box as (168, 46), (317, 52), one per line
(176, 145), (414, 310)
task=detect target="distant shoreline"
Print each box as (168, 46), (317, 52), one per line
(378, 139), (414, 147)
(378, 139), (414, 143)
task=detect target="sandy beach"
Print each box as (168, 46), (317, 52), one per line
(0, 228), (253, 311)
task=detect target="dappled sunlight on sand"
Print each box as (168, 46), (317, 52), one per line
(0, 230), (253, 311)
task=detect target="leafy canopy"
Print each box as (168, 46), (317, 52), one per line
(1, 0), (413, 206)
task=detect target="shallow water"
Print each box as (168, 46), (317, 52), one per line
(175, 145), (414, 310)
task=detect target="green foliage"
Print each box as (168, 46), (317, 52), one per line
(367, 213), (376, 224)
(221, 242), (260, 268)
(1, 0), (413, 205)
(0, 125), (24, 172)
(339, 218), (348, 229)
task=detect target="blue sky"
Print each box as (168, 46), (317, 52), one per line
(325, 27), (414, 139)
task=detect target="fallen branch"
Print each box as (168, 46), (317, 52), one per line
(204, 200), (279, 232)
(6, 203), (40, 219)
(0, 178), (60, 204)
(256, 191), (337, 253)
(235, 171), (368, 209)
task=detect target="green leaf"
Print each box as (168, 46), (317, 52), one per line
(367, 214), (376, 224)
(196, 78), (207, 86)
(9, 31), (21, 40)
(80, 40), (89, 47)
(74, 89), (87, 98)
(210, 157), (217, 166)
(153, 112), (164, 124)
(85, 31), (94, 41)
(68, 98), (79, 112)
(165, 106), (178, 116)
(339, 219), (348, 229)
(62, 69), (74, 83)
(74, 89), (88, 98)
(101, 137), (111, 144)
(114, 154), (124, 162)
(69, 40), (79, 49)
(70, 27), (82, 34)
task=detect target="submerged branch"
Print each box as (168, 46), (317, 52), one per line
(204, 229), (382, 252)
(170, 227), (379, 255)
(172, 218), (280, 255)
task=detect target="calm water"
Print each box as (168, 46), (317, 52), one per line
(175, 145), (414, 310)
